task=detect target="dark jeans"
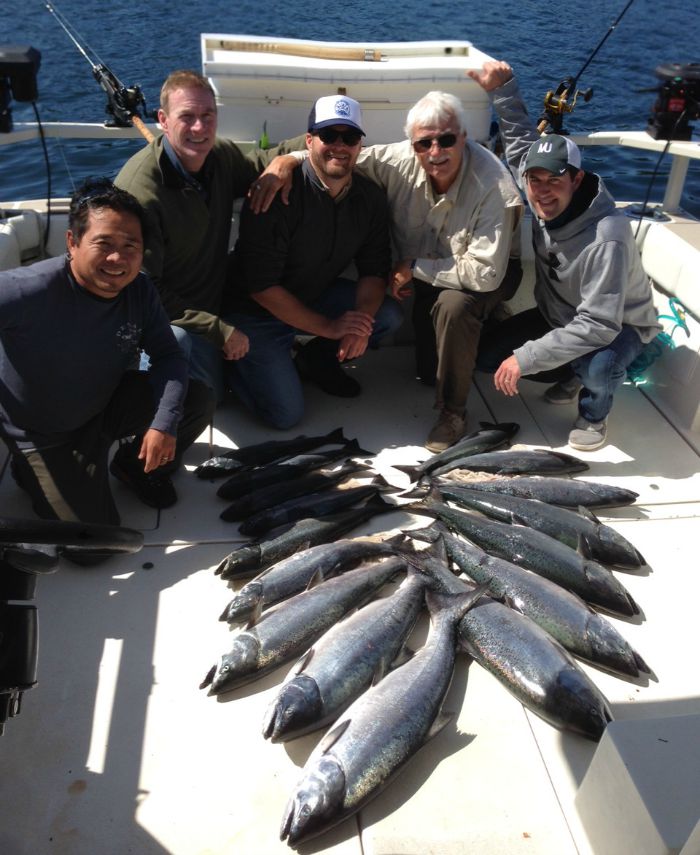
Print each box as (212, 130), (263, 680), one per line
(226, 279), (404, 429)
(4, 372), (214, 526)
(413, 258), (522, 414)
(476, 306), (645, 422)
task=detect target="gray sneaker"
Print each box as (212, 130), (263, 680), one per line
(568, 416), (607, 451)
(545, 378), (582, 404)
(425, 410), (465, 453)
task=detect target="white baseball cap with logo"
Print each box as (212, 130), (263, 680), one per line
(307, 95), (365, 136)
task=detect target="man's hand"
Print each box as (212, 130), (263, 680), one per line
(494, 354), (522, 396)
(222, 329), (250, 361)
(467, 60), (513, 92)
(139, 428), (177, 473)
(325, 310), (375, 342)
(390, 260), (415, 301)
(338, 333), (369, 362)
(248, 155), (299, 214)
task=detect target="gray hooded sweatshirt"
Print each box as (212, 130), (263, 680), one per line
(490, 77), (660, 375)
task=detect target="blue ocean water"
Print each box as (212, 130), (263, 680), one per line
(2, 0), (700, 213)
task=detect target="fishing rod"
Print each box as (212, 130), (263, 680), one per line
(44, 1), (156, 142)
(537, 0), (637, 134)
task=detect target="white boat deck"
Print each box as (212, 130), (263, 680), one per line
(1, 345), (699, 855)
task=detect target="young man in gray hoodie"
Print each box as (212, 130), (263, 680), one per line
(471, 61), (660, 450)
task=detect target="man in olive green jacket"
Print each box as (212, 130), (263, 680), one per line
(116, 69), (303, 403)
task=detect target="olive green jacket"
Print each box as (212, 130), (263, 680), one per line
(116, 134), (304, 346)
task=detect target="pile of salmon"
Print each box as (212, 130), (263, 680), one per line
(195, 424), (649, 846)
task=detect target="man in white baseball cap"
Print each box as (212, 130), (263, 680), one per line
(472, 60), (659, 451)
(225, 95), (402, 429)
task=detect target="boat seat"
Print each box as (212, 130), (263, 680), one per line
(0, 224), (21, 272)
(642, 221), (700, 322)
(0, 212), (47, 272)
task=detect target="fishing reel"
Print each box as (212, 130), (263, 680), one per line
(0, 45), (41, 133)
(537, 77), (594, 134)
(92, 63), (156, 128)
(646, 63), (700, 141)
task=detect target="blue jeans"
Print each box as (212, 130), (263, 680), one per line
(477, 306), (644, 422)
(140, 324), (230, 403)
(226, 279), (404, 429)
(168, 324), (231, 403)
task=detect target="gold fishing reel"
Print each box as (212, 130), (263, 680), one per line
(537, 78), (594, 134)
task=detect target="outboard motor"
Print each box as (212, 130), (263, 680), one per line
(647, 62), (700, 140)
(0, 544), (56, 734)
(0, 515), (143, 734)
(0, 45), (41, 133)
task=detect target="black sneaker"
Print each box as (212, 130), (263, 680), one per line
(295, 343), (361, 398)
(110, 450), (177, 509)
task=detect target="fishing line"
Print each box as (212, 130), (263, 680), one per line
(632, 102), (698, 239)
(569, 0), (638, 92)
(43, 0), (155, 138)
(29, 101), (52, 253)
(537, 0), (638, 133)
(44, 1), (108, 72)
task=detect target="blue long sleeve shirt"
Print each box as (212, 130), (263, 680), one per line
(0, 256), (187, 447)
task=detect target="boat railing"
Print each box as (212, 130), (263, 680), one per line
(3, 121), (699, 213)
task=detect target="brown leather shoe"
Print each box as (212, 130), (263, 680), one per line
(425, 410), (466, 453)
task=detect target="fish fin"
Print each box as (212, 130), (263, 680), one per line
(343, 438), (375, 457)
(393, 464), (420, 481)
(406, 522), (445, 543)
(290, 646), (315, 676)
(502, 593), (523, 613)
(421, 536), (449, 565)
(397, 474), (433, 499)
(199, 664), (215, 690)
(634, 649), (652, 677)
(318, 718), (351, 754)
(371, 473), (391, 488)
(305, 568), (326, 590)
(427, 711), (454, 740)
(219, 598), (235, 622)
(371, 664), (387, 686)
(577, 534), (596, 560)
(577, 505), (600, 523)
(425, 583), (489, 619)
(508, 511), (530, 528)
(289, 539), (312, 556)
(372, 645), (413, 685)
(551, 450), (590, 471)
(326, 427), (348, 445)
(395, 539), (416, 556)
(364, 494), (395, 514)
(479, 421), (520, 437)
(244, 597), (264, 628)
(391, 645), (415, 674)
(385, 532), (408, 549)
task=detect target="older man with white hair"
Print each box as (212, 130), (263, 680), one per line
(354, 91), (523, 450)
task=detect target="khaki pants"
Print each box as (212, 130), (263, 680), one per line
(413, 258), (522, 414)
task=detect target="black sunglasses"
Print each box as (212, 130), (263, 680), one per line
(315, 128), (363, 146)
(412, 132), (458, 153)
